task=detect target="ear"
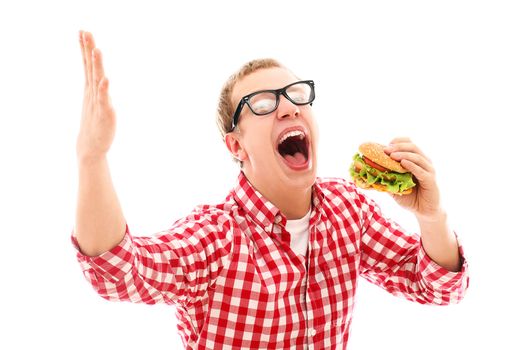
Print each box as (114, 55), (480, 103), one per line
(225, 132), (247, 162)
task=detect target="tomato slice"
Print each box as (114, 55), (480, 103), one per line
(363, 156), (389, 172)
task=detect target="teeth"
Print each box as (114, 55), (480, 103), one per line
(279, 130), (305, 144)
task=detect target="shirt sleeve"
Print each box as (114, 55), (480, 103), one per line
(71, 212), (234, 306)
(356, 192), (469, 305)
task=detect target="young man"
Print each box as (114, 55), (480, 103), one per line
(73, 31), (469, 349)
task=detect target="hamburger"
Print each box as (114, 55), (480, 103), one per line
(349, 142), (416, 195)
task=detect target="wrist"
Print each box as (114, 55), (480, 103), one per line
(77, 150), (107, 165)
(416, 208), (447, 225)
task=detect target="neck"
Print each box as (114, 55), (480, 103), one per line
(244, 172), (312, 220)
(274, 187), (312, 220)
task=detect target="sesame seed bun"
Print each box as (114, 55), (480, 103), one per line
(358, 142), (408, 174)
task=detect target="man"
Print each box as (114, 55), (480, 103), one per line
(73, 30), (469, 349)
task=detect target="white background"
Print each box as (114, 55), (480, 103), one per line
(1, 0), (524, 349)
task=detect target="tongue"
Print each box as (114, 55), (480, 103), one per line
(284, 152), (307, 165)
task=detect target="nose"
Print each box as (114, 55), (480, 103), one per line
(276, 95), (300, 120)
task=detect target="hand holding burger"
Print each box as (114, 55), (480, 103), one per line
(351, 137), (444, 220)
(350, 142), (416, 195)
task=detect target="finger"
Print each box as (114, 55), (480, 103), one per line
(398, 159), (429, 182)
(390, 151), (434, 173)
(92, 48), (105, 98)
(387, 142), (422, 154)
(79, 30), (89, 85)
(82, 31), (95, 88)
(385, 142), (430, 162)
(97, 77), (111, 109)
(384, 137), (412, 155)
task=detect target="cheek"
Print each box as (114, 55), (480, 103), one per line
(245, 135), (276, 163)
(248, 135), (274, 156)
(307, 118), (320, 150)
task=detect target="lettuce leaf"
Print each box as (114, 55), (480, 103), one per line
(349, 153), (416, 193)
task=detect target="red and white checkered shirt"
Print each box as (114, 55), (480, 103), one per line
(73, 172), (469, 349)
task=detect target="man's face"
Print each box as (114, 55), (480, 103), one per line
(228, 67), (319, 194)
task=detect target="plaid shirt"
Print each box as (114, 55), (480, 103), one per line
(73, 172), (469, 349)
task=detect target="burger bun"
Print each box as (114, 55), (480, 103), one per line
(358, 142), (408, 174)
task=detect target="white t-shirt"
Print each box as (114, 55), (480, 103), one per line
(285, 209), (311, 257)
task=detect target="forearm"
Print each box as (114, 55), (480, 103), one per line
(75, 156), (126, 256)
(417, 210), (461, 272)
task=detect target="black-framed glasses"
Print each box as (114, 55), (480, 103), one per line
(230, 80), (315, 131)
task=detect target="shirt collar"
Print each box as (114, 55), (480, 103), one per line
(231, 171), (325, 228)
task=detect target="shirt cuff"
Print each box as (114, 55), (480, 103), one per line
(71, 224), (135, 283)
(418, 233), (469, 292)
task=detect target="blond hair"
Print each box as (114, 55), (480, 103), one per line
(216, 58), (284, 139)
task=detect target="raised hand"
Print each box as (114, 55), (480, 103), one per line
(384, 137), (443, 220)
(76, 30), (116, 163)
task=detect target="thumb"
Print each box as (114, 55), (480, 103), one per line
(97, 77), (111, 108)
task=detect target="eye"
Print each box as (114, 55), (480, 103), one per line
(249, 92), (276, 114)
(251, 99), (274, 113)
(288, 91), (309, 103)
(286, 83), (312, 104)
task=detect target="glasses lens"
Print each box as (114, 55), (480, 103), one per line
(248, 92), (278, 115)
(286, 82), (313, 104)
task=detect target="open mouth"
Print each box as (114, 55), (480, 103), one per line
(277, 129), (310, 169)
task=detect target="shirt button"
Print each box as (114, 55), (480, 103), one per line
(308, 328), (316, 336)
(275, 216), (281, 223)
